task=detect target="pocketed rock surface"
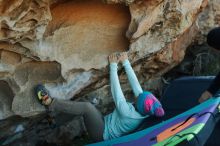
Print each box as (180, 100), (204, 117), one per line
(0, 0), (219, 145)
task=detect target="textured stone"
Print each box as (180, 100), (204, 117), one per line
(78, 23), (199, 112)
(21, 0), (130, 73)
(45, 71), (95, 100)
(164, 0), (220, 80)
(197, 0), (220, 43)
(0, 0), (51, 43)
(0, 0), (213, 144)
(1, 51), (21, 65)
(0, 80), (14, 120)
(0, 0), (208, 118)
(12, 62), (62, 116)
(128, 0), (207, 59)
(0, 114), (85, 146)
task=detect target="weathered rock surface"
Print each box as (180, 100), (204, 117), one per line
(197, 0), (220, 42)
(0, 0), (51, 42)
(0, 114), (85, 146)
(164, 0), (220, 80)
(0, 0), (217, 144)
(0, 0), (208, 123)
(0, 81), (14, 119)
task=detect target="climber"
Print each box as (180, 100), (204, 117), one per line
(34, 52), (164, 142)
(198, 27), (220, 103)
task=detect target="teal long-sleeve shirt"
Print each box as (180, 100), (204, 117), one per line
(103, 60), (148, 140)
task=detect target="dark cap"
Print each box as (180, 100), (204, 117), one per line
(207, 27), (220, 50)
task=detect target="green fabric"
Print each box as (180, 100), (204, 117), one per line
(153, 123), (205, 146)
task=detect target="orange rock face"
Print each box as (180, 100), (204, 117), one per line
(32, 0), (130, 71)
(46, 0), (130, 52)
(0, 0), (213, 118)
